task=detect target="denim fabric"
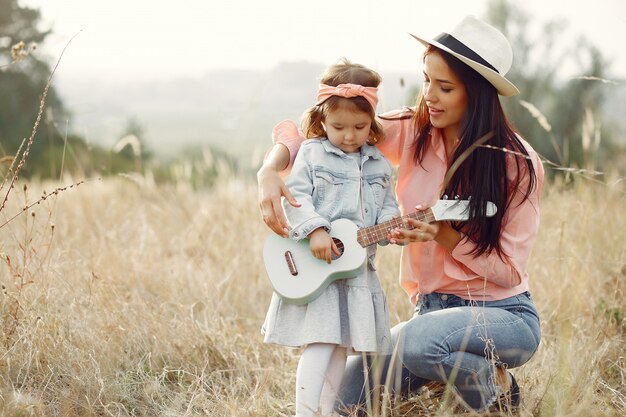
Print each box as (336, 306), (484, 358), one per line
(336, 291), (540, 414)
(283, 138), (400, 243)
(282, 138), (400, 271)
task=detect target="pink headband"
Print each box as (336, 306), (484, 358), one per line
(315, 83), (378, 110)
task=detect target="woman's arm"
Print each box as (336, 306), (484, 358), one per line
(375, 109), (413, 166)
(391, 152), (544, 289)
(448, 155), (544, 288)
(257, 120), (308, 236)
(391, 190), (540, 288)
(257, 143), (300, 237)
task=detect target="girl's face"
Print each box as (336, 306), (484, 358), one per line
(322, 105), (372, 153)
(422, 51), (468, 140)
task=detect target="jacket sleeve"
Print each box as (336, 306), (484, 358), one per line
(373, 160), (402, 247)
(376, 187), (402, 247)
(282, 143), (330, 241)
(377, 162), (402, 225)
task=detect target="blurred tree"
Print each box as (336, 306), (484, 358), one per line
(0, 0), (70, 177)
(0, 0), (144, 180)
(486, 0), (613, 174)
(0, 1), (239, 184)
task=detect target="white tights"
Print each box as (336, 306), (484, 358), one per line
(295, 343), (347, 417)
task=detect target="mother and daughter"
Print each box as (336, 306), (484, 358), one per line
(259, 15), (544, 416)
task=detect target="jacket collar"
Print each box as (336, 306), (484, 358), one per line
(320, 138), (381, 160)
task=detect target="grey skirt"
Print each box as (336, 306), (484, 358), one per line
(262, 267), (392, 354)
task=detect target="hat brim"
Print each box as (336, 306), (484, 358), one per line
(410, 33), (519, 97)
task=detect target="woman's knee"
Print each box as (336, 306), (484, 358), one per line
(399, 314), (443, 365)
(500, 337), (540, 368)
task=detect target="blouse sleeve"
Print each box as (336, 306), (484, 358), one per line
(448, 149), (545, 288)
(271, 120), (305, 174)
(271, 108), (415, 171)
(375, 108), (414, 166)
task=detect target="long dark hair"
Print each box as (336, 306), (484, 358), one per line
(412, 46), (537, 258)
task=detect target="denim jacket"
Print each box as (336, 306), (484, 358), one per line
(283, 138), (401, 267)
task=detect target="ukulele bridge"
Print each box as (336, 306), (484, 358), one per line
(284, 251), (298, 276)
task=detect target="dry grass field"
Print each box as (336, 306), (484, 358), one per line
(0, 173), (624, 417)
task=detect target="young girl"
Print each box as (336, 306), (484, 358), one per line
(262, 59), (400, 417)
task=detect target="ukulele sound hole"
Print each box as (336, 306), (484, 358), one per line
(331, 238), (345, 260)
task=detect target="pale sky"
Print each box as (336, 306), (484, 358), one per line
(21, 0), (626, 82)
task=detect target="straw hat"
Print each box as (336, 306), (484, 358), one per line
(410, 15), (519, 96)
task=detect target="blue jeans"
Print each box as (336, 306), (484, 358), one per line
(336, 291), (541, 413)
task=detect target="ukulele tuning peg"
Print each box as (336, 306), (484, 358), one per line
(442, 194), (448, 200)
(454, 195), (460, 200)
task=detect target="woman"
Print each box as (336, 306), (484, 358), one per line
(258, 15), (543, 414)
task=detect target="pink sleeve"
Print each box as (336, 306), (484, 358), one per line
(448, 151), (544, 288)
(271, 109), (414, 170)
(271, 120), (305, 174)
(375, 109), (414, 166)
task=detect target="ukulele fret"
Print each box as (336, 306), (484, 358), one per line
(357, 209), (437, 247)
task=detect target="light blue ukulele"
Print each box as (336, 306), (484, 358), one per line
(263, 199), (497, 305)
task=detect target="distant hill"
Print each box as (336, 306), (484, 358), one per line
(55, 61), (420, 157)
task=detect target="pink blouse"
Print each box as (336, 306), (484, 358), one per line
(275, 110), (544, 303)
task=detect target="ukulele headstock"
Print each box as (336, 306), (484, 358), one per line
(430, 199), (497, 221)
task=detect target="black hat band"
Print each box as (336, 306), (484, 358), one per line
(433, 33), (499, 74)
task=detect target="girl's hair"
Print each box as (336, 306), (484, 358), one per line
(302, 58), (384, 144)
(412, 45), (537, 258)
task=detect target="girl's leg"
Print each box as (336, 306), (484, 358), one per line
(319, 346), (347, 416)
(400, 294), (540, 411)
(296, 343), (338, 417)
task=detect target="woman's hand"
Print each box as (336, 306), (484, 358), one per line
(388, 203), (439, 245)
(388, 204), (462, 251)
(257, 167), (300, 237)
(257, 144), (300, 237)
(389, 218), (439, 245)
(308, 228), (340, 264)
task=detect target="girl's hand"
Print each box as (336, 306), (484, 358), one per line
(257, 166), (300, 238)
(309, 228), (341, 264)
(389, 203), (440, 245)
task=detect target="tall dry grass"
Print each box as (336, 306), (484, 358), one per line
(0, 174), (624, 416)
